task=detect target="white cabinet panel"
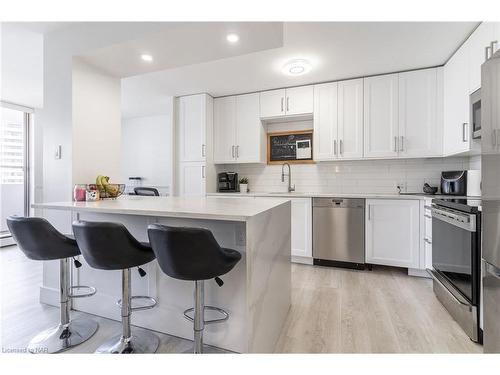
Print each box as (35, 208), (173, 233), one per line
(260, 89), (285, 118)
(291, 198), (312, 258)
(213, 96), (236, 163)
(468, 22), (495, 93)
(313, 82), (338, 160)
(286, 86), (314, 116)
(179, 162), (206, 197)
(444, 41), (471, 155)
(363, 74), (399, 158)
(398, 69), (440, 157)
(338, 78), (364, 159)
(235, 93), (264, 163)
(178, 95), (206, 162)
(365, 199), (420, 268)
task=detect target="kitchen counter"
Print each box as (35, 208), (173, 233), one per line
(207, 192), (474, 200)
(32, 196), (291, 353)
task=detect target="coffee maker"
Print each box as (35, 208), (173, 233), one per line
(217, 172), (239, 192)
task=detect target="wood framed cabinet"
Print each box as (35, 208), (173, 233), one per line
(365, 199), (420, 268)
(213, 93), (265, 164)
(260, 86), (313, 119)
(313, 79), (363, 161)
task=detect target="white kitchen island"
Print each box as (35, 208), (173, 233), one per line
(32, 196), (291, 353)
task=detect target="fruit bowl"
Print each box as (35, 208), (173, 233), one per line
(96, 183), (125, 199)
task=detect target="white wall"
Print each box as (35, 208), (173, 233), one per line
(121, 112), (172, 195)
(72, 58), (121, 185)
(0, 24), (43, 108)
(216, 156), (478, 194)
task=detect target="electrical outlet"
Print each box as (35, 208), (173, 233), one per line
(396, 181), (406, 193)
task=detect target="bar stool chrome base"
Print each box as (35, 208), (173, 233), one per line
(27, 318), (98, 354)
(95, 330), (159, 354)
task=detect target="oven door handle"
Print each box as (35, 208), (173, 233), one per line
(431, 207), (476, 232)
(427, 269), (471, 307)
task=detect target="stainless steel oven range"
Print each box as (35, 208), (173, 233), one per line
(428, 198), (482, 343)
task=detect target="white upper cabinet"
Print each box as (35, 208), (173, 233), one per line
(444, 42), (471, 155)
(213, 96), (236, 163)
(467, 22), (496, 93)
(285, 86), (314, 116)
(259, 89), (286, 118)
(260, 86), (313, 119)
(363, 74), (399, 158)
(213, 93), (265, 164)
(178, 94), (207, 162)
(313, 82), (338, 160)
(338, 78), (364, 159)
(398, 68), (441, 157)
(235, 93), (265, 163)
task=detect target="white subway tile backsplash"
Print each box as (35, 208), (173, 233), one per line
(216, 156), (478, 194)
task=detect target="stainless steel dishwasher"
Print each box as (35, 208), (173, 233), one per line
(312, 197), (366, 269)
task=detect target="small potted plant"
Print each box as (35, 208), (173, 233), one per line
(239, 177), (249, 194)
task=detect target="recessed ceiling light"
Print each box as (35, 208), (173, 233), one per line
(141, 54), (153, 62)
(226, 33), (239, 43)
(282, 59), (312, 76)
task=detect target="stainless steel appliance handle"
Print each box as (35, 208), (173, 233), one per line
(431, 206), (476, 232)
(334, 139), (337, 156)
(400, 136), (404, 152)
(486, 262), (500, 279)
(485, 45), (492, 61)
(281, 97), (284, 112)
(428, 269), (470, 307)
(462, 123), (468, 142)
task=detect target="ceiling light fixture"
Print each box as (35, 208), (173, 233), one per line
(226, 33), (239, 43)
(141, 54), (153, 62)
(282, 59), (312, 76)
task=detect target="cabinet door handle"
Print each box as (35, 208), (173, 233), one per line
(236, 145), (239, 158)
(424, 214), (432, 219)
(486, 45), (492, 61)
(333, 139), (337, 156)
(281, 97), (284, 112)
(202, 166), (205, 179)
(462, 123), (468, 142)
(424, 238), (432, 244)
(232, 145), (235, 158)
(368, 205), (371, 220)
(202, 144), (206, 157)
(286, 97), (289, 112)
(340, 139), (343, 156)
(400, 136), (404, 152)
(394, 136), (398, 152)
(492, 40), (498, 54)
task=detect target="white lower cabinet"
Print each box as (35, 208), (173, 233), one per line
(179, 162), (206, 197)
(365, 199), (420, 268)
(290, 197), (312, 260)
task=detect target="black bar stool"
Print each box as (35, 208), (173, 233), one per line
(6, 216), (98, 353)
(72, 220), (159, 354)
(147, 225), (241, 354)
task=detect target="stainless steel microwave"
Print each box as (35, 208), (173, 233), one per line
(470, 88), (481, 139)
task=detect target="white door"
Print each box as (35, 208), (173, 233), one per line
(313, 82), (338, 160)
(235, 93), (263, 163)
(338, 78), (363, 159)
(285, 86), (314, 116)
(365, 199), (420, 268)
(260, 89), (285, 118)
(398, 69), (440, 157)
(178, 95), (206, 162)
(468, 22), (495, 93)
(179, 162), (206, 197)
(291, 198), (312, 258)
(363, 74), (399, 158)
(213, 96), (236, 163)
(444, 42), (471, 155)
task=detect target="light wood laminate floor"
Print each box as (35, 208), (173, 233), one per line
(1, 246), (481, 353)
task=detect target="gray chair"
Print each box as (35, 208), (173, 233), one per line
(6, 216), (98, 353)
(134, 187), (160, 196)
(72, 220), (159, 354)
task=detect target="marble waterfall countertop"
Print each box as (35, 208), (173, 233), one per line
(32, 195), (290, 222)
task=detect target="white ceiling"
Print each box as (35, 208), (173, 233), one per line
(117, 22), (478, 118)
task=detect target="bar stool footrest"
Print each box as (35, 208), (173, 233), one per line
(183, 306), (229, 325)
(116, 296), (157, 311)
(68, 285), (97, 299)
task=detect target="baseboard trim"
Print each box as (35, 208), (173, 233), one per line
(408, 268), (432, 278)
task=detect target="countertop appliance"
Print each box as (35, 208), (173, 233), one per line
(312, 198), (365, 269)
(481, 49), (500, 352)
(217, 172), (239, 192)
(429, 198), (482, 343)
(441, 170), (467, 196)
(471, 88), (481, 139)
